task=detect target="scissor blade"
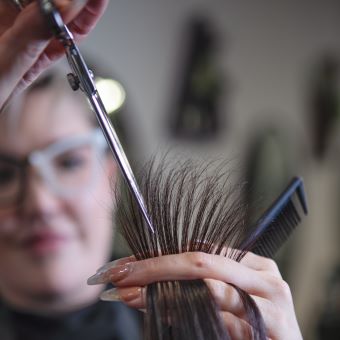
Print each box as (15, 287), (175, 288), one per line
(39, 0), (155, 233)
(89, 91), (155, 233)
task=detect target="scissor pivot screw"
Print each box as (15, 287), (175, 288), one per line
(67, 73), (80, 91)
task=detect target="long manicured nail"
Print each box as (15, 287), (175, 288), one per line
(96, 256), (135, 274)
(87, 263), (131, 285)
(100, 288), (121, 301)
(100, 287), (141, 302)
(96, 259), (120, 274)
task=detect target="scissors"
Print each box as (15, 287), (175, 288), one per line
(36, 0), (154, 233)
(8, 0), (30, 10)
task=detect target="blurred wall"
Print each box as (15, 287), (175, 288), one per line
(84, 0), (340, 158)
(81, 1), (340, 339)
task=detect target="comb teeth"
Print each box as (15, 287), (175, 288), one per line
(239, 177), (307, 259)
(252, 199), (300, 258)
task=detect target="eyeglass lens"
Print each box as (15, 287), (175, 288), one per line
(51, 144), (97, 191)
(0, 142), (104, 210)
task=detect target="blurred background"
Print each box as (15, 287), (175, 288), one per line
(81, 1), (340, 339)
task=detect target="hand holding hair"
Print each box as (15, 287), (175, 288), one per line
(89, 251), (303, 340)
(0, 0), (108, 111)
(87, 158), (305, 340)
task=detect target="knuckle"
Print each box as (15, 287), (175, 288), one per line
(267, 275), (292, 299)
(205, 279), (230, 300)
(263, 258), (280, 273)
(223, 312), (251, 339)
(279, 279), (292, 299)
(204, 279), (222, 303)
(186, 252), (212, 271)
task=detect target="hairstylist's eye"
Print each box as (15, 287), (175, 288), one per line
(54, 147), (92, 172)
(55, 154), (85, 171)
(0, 165), (17, 187)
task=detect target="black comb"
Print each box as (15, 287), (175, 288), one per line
(239, 177), (307, 259)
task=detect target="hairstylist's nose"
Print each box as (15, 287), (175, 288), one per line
(20, 168), (60, 217)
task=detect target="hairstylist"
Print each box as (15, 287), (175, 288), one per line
(0, 2), (142, 340)
(0, 1), (303, 339)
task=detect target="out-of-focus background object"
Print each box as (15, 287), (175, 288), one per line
(308, 54), (340, 160)
(169, 15), (225, 140)
(79, 1), (340, 339)
(317, 264), (340, 339)
(96, 77), (126, 115)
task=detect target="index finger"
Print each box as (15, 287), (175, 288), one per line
(88, 252), (277, 299)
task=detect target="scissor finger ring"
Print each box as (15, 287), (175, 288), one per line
(10, 0), (34, 10)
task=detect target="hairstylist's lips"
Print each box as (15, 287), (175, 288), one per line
(19, 230), (71, 256)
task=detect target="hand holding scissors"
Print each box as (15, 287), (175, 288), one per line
(0, 0), (108, 110)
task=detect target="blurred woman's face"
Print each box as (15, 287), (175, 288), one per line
(0, 88), (116, 312)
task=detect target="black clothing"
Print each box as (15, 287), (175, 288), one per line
(0, 300), (142, 340)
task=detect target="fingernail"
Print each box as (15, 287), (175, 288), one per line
(100, 287), (141, 302)
(96, 259), (120, 274)
(87, 263), (131, 285)
(87, 271), (108, 285)
(100, 288), (121, 301)
(96, 256), (135, 274)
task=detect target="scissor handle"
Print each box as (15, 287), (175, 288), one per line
(39, 0), (68, 39)
(39, 0), (96, 95)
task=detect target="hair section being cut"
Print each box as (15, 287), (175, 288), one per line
(116, 156), (267, 340)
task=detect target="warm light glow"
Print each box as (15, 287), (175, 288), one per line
(96, 78), (126, 114)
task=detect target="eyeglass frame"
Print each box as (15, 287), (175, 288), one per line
(0, 128), (108, 209)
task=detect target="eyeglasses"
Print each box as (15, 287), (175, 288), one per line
(0, 128), (108, 210)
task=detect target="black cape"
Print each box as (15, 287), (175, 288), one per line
(0, 300), (142, 340)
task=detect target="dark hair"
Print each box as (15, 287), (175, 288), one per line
(116, 157), (267, 340)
